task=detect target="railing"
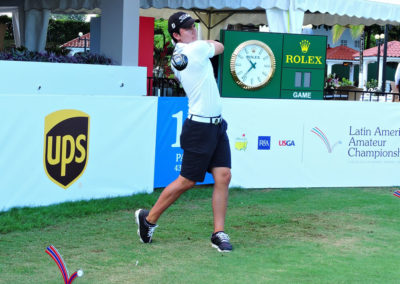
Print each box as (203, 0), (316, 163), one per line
(147, 77), (185, 97)
(324, 88), (400, 102)
(146, 78), (400, 102)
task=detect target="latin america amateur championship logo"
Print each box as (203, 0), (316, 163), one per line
(44, 110), (90, 189)
(311, 127), (341, 153)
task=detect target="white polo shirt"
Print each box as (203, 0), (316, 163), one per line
(395, 63), (400, 85)
(172, 41), (222, 117)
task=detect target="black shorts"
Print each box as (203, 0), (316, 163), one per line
(180, 118), (231, 182)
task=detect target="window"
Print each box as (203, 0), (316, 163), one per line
(295, 72), (302, 87)
(294, 72), (312, 88)
(304, 72), (311, 88)
(354, 40), (360, 48)
(340, 40), (347, 46)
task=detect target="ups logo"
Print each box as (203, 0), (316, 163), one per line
(44, 110), (90, 189)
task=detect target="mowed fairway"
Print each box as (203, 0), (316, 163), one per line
(1, 187), (399, 283)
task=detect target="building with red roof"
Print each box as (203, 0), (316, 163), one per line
(361, 41), (400, 58)
(326, 45), (359, 83)
(327, 45), (358, 61)
(353, 41), (400, 89)
(60, 33), (90, 55)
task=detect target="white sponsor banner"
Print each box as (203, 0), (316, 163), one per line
(222, 98), (400, 188)
(0, 95), (157, 211)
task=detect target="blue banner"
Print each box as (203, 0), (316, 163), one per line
(154, 97), (214, 188)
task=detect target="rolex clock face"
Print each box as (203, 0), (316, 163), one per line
(230, 40), (276, 90)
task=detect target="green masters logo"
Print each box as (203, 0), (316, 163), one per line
(43, 110), (90, 189)
(285, 39), (322, 65)
(235, 134), (248, 151)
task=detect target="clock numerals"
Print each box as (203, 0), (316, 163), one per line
(230, 40), (276, 90)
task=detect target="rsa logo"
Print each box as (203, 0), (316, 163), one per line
(279, 140), (295, 146)
(43, 110), (89, 189)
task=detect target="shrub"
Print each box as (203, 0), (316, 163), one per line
(0, 46), (113, 65)
(339, 77), (354, 87)
(366, 78), (378, 89)
(0, 15), (13, 40)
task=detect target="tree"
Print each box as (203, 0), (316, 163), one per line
(332, 24), (400, 48)
(51, 14), (87, 22)
(154, 19), (171, 49)
(332, 24), (365, 44)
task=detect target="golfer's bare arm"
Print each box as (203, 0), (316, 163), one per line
(206, 40), (224, 55)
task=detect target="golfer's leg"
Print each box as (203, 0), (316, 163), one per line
(211, 167), (231, 233)
(146, 175), (195, 224)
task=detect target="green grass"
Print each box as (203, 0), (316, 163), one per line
(1, 187), (400, 283)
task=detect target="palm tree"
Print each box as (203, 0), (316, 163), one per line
(332, 24), (364, 43)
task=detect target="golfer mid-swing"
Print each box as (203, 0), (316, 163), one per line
(135, 11), (232, 252)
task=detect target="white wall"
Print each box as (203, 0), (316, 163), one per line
(100, 0), (139, 66)
(0, 61), (146, 96)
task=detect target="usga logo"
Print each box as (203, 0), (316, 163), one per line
(43, 110), (90, 189)
(279, 140), (295, 146)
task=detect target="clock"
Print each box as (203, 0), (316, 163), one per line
(230, 40), (276, 90)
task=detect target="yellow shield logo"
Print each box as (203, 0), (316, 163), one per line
(44, 110), (90, 189)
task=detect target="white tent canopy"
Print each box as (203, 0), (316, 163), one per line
(2, 0), (400, 60)
(0, 0), (101, 51)
(139, 0), (400, 40)
(0, 6), (21, 47)
(24, 0), (101, 14)
(140, 0), (400, 26)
